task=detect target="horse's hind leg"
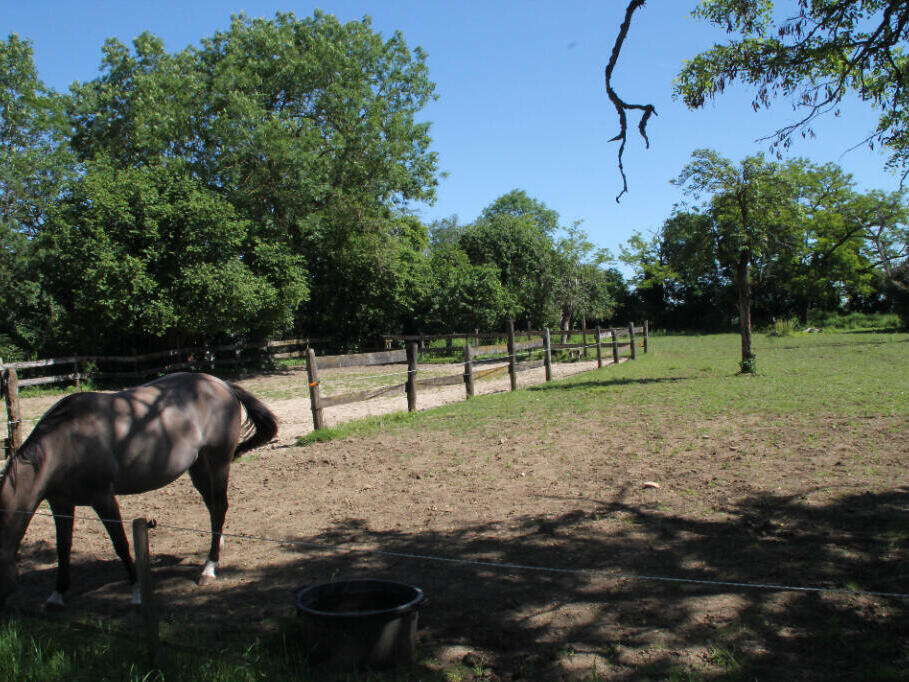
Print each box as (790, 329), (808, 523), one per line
(45, 500), (74, 610)
(92, 496), (140, 605)
(188, 455), (230, 586)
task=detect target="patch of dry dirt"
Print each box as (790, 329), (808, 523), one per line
(7, 360), (909, 680)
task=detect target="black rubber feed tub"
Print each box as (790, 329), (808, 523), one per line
(295, 579), (425, 669)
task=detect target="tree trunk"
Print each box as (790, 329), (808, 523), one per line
(735, 253), (756, 373)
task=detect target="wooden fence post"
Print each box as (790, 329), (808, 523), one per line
(506, 319), (517, 391)
(595, 326), (603, 368)
(629, 322), (637, 360)
(131, 518), (160, 665)
(644, 320), (649, 353)
(305, 348), (325, 430)
(406, 342), (418, 412)
(2, 368), (23, 458)
(611, 328), (619, 365)
(543, 327), (552, 381)
(464, 343), (475, 398)
(582, 320), (588, 359)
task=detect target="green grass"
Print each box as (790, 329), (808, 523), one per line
(0, 613), (428, 682)
(298, 330), (909, 447)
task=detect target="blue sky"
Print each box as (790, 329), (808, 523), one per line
(4, 0), (901, 265)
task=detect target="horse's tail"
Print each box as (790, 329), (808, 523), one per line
(229, 384), (279, 457)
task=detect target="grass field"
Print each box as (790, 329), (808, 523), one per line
(2, 330), (907, 680)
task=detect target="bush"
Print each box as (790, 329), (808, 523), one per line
(806, 311), (901, 330)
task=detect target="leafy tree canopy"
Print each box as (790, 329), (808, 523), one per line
(675, 1), (909, 176)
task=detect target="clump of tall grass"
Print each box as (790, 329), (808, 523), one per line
(766, 318), (801, 337)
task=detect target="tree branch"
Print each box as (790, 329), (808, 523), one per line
(606, 0), (657, 202)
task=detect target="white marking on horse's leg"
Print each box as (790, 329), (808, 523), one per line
(219, 535), (225, 551)
(45, 591), (65, 609)
(131, 584), (142, 605)
(198, 559), (218, 585)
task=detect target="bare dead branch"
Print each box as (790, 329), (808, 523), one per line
(606, 0), (657, 202)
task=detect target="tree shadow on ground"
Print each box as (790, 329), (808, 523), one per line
(28, 484), (898, 680)
(7, 442), (908, 679)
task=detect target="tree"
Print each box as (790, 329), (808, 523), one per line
(607, 2), (909, 200)
(41, 158), (308, 352)
(621, 212), (734, 330)
(673, 149), (803, 372)
(480, 189), (560, 235)
(1, 35), (74, 236)
(63, 12), (439, 347)
(422, 243), (511, 333)
(675, 1), (909, 178)
(0, 35), (73, 356)
(459, 193), (559, 327)
(552, 223), (616, 333)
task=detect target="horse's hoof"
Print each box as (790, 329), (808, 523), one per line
(197, 574), (216, 586)
(44, 591), (66, 611)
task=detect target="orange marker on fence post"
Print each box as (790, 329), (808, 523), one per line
(305, 348), (324, 430)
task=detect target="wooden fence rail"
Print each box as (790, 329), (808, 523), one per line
(302, 321), (648, 435)
(2, 323), (648, 455)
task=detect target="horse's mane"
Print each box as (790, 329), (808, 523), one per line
(0, 437), (47, 492)
(0, 397), (72, 491)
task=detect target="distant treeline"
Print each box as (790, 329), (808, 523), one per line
(1, 14), (906, 362)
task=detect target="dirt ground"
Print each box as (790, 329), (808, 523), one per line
(7, 359), (909, 680)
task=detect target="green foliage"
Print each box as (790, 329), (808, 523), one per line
(423, 243), (511, 332)
(0, 34), (73, 355)
(458, 200), (558, 327)
(0, 34), (74, 237)
(676, 1), (909, 175)
(552, 222), (617, 329)
(41, 157), (308, 350)
(3, 12), (441, 352)
(480, 188), (560, 235)
(806, 310), (902, 331)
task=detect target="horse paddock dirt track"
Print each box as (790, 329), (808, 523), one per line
(9, 359), (909, 679)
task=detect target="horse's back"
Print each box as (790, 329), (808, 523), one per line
(34, 373), (243, 498)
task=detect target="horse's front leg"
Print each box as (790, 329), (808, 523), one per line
(92, 496), (140, 605)
(45, 500), (74, 610)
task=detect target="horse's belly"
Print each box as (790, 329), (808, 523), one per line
(113, 447), (198, 495)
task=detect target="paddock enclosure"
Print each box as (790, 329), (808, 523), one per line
(5, 335), (909, 679)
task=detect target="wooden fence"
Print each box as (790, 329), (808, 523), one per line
(0, 337), (325, 456)
(306, 321), (647, 431)
(2, 323), (647, 455)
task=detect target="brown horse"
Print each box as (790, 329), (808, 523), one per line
(0, 372), (277, 608)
